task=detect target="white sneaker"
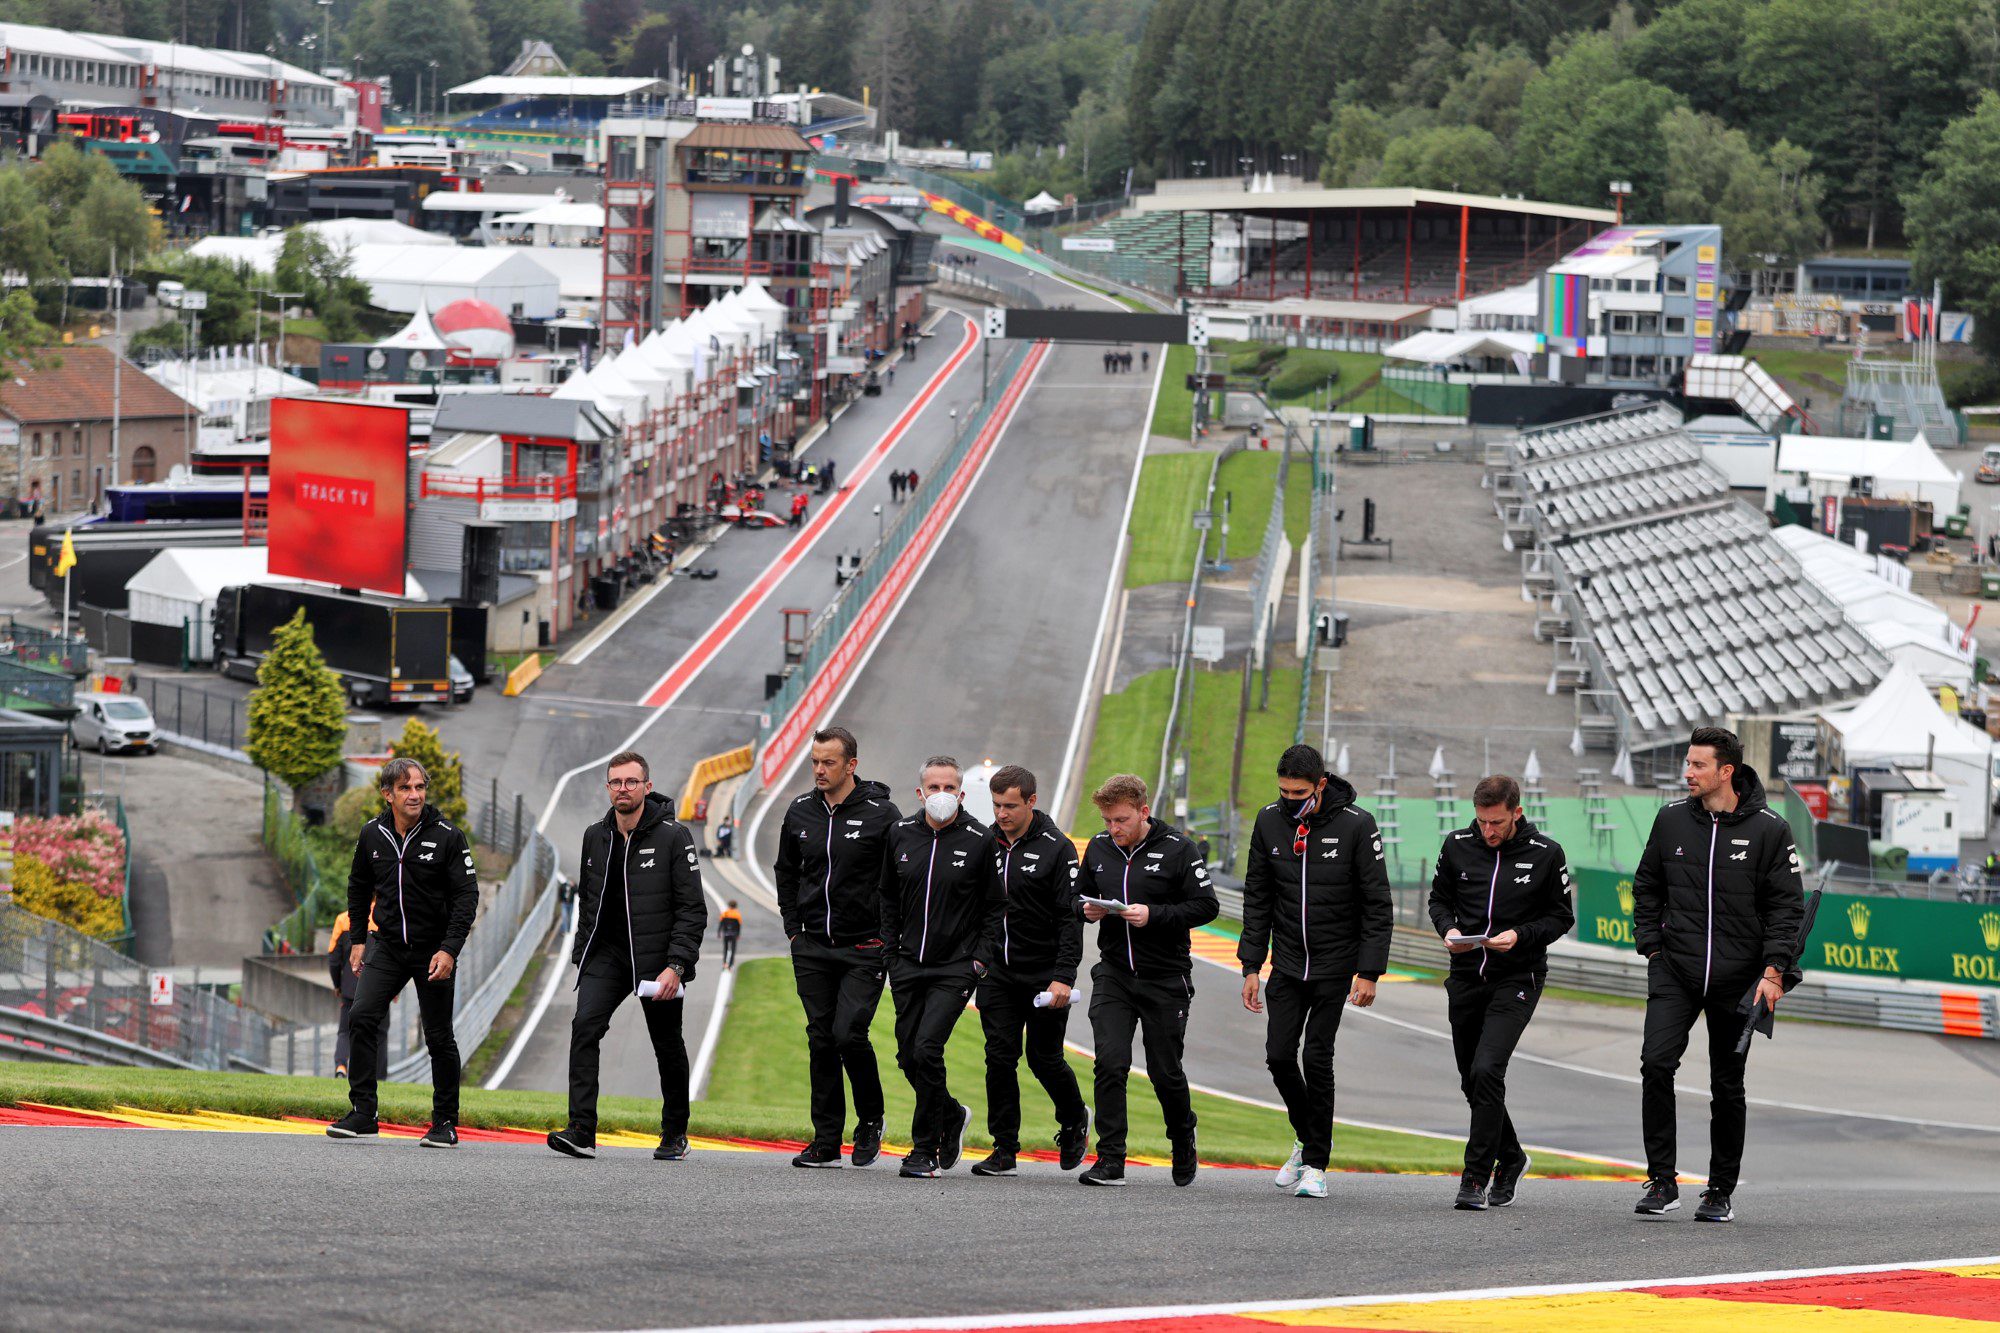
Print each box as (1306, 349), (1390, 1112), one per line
(1274, 1140), (1306, 1189)
(1294, 1166), (1328, 1199)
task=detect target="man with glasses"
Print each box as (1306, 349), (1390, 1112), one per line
(1428, 774), (1574, 1210)
(547, 751), (708, 1161)
(1237, 744), (1392, 1199)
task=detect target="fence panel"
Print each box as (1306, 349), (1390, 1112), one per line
(132, 675), (248, 756)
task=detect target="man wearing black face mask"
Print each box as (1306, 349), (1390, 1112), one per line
(1238, 744), (1393, 1200)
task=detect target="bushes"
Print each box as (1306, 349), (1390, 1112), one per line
(331, 785), (382, 843)
(9, 810), (126, 938)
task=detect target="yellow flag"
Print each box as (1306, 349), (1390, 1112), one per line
(54, 529), (76, 577)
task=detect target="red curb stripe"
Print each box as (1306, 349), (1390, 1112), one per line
(1640, 1269), (2000, 1320)
(896, 1317), (1279, 1333)
(0, 1104), (131, 1127)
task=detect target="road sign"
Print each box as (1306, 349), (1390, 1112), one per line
(1191, 625), (1225, 663)
(983, 307), (1006, 339)
(1187, 312), (1211, 347)
(1192, 509), (1213, 531)
(148, 971), (174, 1008)
(181, 290), (208, 311)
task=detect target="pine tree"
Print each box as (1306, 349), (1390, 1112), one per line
(245, 610), (348, 801)
(388, 717), (470, 831)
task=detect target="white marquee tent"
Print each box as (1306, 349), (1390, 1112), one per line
(1820, 661), (1992, 839)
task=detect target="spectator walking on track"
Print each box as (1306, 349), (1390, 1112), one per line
(1238, 744), (1392, 1200)
(972, 765), (1090, 1178)
(880, 756), (990, 1178)
(1077, 773), (1217, 1188)
(714, 816), (734, 859)
(774, 726), (901, 1168)
(1428, 774), (1575, 1211)
(718, 901), (743, 968)
(547, 751), (706, 1162)
(1632, 726), (1805, 1223)
(326, 758), (478, 1147)
(890, 471), (905, 502)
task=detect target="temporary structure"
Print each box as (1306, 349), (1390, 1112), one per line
(1820, 661), (1992, 839)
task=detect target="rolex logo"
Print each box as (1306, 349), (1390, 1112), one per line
(1616, 881), (1634, 916)
(1848, 900), (1871, 941)
(1980, 912), (2000, 952)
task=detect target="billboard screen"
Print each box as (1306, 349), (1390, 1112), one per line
(268, 397), (410, 596)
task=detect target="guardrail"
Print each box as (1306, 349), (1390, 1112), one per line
(679, 744), (754, 821)
(0, 1006), (198, 1068)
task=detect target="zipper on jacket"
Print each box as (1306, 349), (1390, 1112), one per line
(1298, 842), (1311, 980)
(1479, 845), (1501, 980)
(621, 830), (638, 983)
(1000, 839), (1013, 967)
(376, 822), (420, 946)
(1703, 817), (1718, 994)
(1118, 845), (1136, 970)
(919, 834), (940, 962)
(821, 798), (836, 943)
(574, 824), (617, 984)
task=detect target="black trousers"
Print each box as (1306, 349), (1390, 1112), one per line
(567, 950), (689, 1140)
(346, 936), (459, 1121)
(791, 935), (887, 1148)
(978, 970), (1087, 1153)
(1445, 970), (1542, 1179)
(720, 932), (739, 967)
(1088, 963), (1194, 1160)
(890, 958), (976, 1152)
(1641, 957), (1753, 1193)
(1263, 970), (1353, 1171)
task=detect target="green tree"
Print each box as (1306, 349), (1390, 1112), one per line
(352, 0), (488, 107)
(246, 610), (349, 801)
(388, 717), (469, 829)
(1660, 107), (1823, 282)
(0, 291), (58, 372)
(1377, 124), (1505, 193)
(1435, 42), (1538, 147)
(274, 227), (370, 341)
(1509, 29), (1627, 191)
(1318, 103), (1389, 187)
(1741, 0), (1889, 246)
(1533, 77), (1684, 216)
(475, 0), (585, 72)
(1623, 0), (1751, 124)
(974, 44), (1067, 148)
(0, 171), (62, 291)
(1906, 91), (2000, 359)
(25, 141), (157, 277)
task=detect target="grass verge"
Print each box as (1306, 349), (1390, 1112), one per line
(1124, 452), (1209, 587)
(1151, 343), (1196, 439)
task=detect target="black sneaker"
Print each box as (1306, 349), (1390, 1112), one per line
(546, 1129), (596, 1159)
(653, 1134), (690, 1161)
(1635, 1176), (1681, 1215)
(1056, 1111), (1091, 1172)
(325, 1110), (379, 1140)
(791, 1142), (843, 1168)
(938, 1103), (971, 1171)
(1171, 1123), (1199, 1187)
(1490, 1152), (1531, 1208)
(971, 1149), (1017, 1177)
(850, 1118), (885, 1168)
(1079, 1157), (1126, 1186)
(899, 1148), (940, 1178)
(1694, 1188), (1735, 1223)
(1454, 1173), (1489, 1210)
(419, 1120), (458, 1149)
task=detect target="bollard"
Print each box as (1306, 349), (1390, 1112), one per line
(287, 1026), (295, 1075)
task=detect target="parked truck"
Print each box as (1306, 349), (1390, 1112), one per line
(213, 584), (453, 707)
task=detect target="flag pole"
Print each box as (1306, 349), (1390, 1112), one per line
(61, 535), (71, 644)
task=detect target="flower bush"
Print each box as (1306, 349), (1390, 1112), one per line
(11, 852), (125, 938)
(12, 810), (126, 901)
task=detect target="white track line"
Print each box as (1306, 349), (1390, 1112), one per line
(483, 913), (575, 1090)
(687, 964), (737, 1101)
(611, 1254), (2000, 1333)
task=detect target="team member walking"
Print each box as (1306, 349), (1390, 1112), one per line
(327, 759), (479, 1146)
(1428, 774), (1575, 1210)
(880, 756), (991, 1177)
(1077, 774), (1218, 1187)
(1237, 744), (1393, 1199)
(1632, 727), (1804, 1222)
(774, 726), (901, 1168)
(717, 900), (743, 968)
(547, 752), (708, 1162)
(971, 765), (1090, 1177)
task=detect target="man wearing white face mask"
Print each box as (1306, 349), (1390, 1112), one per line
(879, 755), (991, 1178)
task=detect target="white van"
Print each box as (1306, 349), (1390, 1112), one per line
(156, 280), (186, 310)
(70, 692), (159, 754)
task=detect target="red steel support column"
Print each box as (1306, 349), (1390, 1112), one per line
(1456, 205), (1469, 302)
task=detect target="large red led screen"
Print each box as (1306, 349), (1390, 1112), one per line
(268, 398), (410, 596)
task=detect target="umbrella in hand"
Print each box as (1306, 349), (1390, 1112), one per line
(1735, 888), (1822, 1055)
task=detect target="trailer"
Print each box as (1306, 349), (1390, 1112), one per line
(214, 584), (453, 707)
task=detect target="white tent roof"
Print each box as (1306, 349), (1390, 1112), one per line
(1550, 251), (1656, 280)
(1768, 523), (1971, 687)
(422, 192), (564, 215)
(186, 219), (449, 274)
(1384, 329), (1539, 363)
(551, 366), (623, 422)
(1821, 660), (1992, 836)
(492, 201), (606, 228)
(126, 546), (426, 606)
(1023, 191), (1062, 212)
(1773, 434), (1960, 488)
(377, 300), (450, 350)
(1460, 281), (1539, 319)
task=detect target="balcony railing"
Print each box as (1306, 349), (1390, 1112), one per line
(420, 473), (578, 503)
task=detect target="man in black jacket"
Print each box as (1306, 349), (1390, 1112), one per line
(774, 726), (901, 1168)
(1077, 773), (1218, 1188)
(879, 756), (990, 1178)
(1633, 726), (1805, 1223)
(327, 758), (479, 1146)
(547, 751), (708, 1161)
(1238, 744), (1393, 1200)
(1428, 774), (1575, 1210)
(971, 765), (1089, 1178)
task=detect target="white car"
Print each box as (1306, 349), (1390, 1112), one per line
(70, 692), (159, 755)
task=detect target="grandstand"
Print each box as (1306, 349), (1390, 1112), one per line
(1129, 185), (1614, 309)
(1492, 403), (1887, 764)
(442, 77), (875, 140)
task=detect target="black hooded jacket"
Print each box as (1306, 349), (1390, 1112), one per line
(879, 807), (991, 966)
(1632, 763), (1806, 994)
(1078, 817), (1218, 980)
(573, 791), (707, 985)
(982, 809), (1084, 985)
(346, 804), (479, 957)
(1237, 775), (1393, 982)
(775, 778), (901, 944)
(1427, 816), (1575, 982)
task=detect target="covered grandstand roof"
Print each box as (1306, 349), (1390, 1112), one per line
(444, 75), (671, 98)
(680, 121), (815, 152)
(1133, 186), (1616, 223)
(422, 191), (563, 214)
(1384, 330), (1538, 364)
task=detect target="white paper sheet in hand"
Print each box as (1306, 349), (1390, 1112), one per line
(1079, 896), (1130, 914)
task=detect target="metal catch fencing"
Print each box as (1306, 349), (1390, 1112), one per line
(0, 903), (286, 1070)
(130, 675), (248, 758)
